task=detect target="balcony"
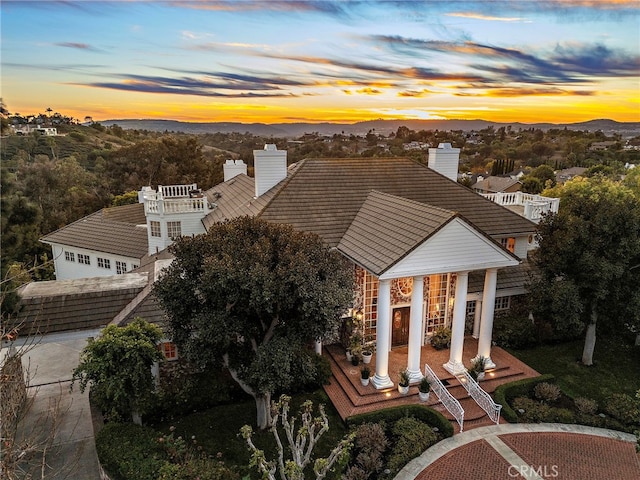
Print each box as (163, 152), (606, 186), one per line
(480, 191), (559, 223)
(141, 184), (210, 215)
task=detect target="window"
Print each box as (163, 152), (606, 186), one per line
(150, 220), (161, 238)
(167, 221), (182, 239)
(131, 264), (139, 270)
(65, 251), (75, 262)
(159, 342), (178, 361)
(97, 257), (111, 269)
(466, 300), (477, 318)
(115, 261), (127, 274)
(500, 237), (516, 253)
(495, 296), (511, 311)
(78, 254), (90, 265)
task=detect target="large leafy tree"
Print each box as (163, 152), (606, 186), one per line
(530, 176), (640, 365)
(153, 216), (354, 429)
(72, 318), (164, 423)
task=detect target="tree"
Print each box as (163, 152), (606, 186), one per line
(153, 216), (354, 429)
(531, 176), (640, 365)
(72, 318), (164, 423)
(240, 395), (354, 480)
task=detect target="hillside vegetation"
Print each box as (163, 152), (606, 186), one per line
(2, 119), (638, 282)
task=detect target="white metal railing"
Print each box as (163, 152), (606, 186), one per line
(457, 370), (502, 424)
(424, 363), (464, 432)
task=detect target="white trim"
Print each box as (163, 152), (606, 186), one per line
(379, 218), (518, 280)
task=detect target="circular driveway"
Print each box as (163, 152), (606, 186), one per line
(396, 423), (640, 480)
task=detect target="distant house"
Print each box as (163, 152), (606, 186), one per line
(472, 175), (522, 194)
(589, 141), (617, 151)
(35, 143), (546, 387)
(555, 167), (587, 184)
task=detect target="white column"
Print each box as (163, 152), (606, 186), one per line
(476, 268), (497, 368)
(472, 299), (482, 339)
(372, 279), (394, 389)
(407, 276), (424, 382)
(314, 340), (322, 355)
(443, 271), (469, 375)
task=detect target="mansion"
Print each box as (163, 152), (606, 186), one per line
(23, 144), (558, 390)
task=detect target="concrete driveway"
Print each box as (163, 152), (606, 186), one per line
(3, 330), (102, 479)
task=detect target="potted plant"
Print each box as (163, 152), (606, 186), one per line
(470, 356), (487, 381)
(398, 368), (410, 394)
(361, 336), (375, 364)
(418, 377), (431, 402)
(360, 366), (370, 386)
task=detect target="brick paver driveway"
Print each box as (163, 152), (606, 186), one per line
(397, 424), (640, 480)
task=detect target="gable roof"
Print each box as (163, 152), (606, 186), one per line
(40, 203), (149, 259)
(472, 176), (521, 193)
(259, 157), (535, 247)
(338, 191), (457, 275)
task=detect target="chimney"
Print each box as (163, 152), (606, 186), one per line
(223, 159), (247, 182)
(253, 144), (287, 197)
(428, 143), (460, 182)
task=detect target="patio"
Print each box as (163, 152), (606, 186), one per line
(322, 337), (540, 432)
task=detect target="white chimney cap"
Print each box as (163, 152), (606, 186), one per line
(264, 144), (277, 151)
(438, 143), (453, 149)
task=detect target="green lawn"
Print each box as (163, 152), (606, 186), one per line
(154, 389), (349, 479)
(507, 334), (640, 403)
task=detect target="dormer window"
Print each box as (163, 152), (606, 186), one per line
(501, 237), (516, 253)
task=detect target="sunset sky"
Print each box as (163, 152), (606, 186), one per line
(2, 0), (639, 124)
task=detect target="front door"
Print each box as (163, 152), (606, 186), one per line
(392, 307), (410, 346)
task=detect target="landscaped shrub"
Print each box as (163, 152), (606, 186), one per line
(603, 393), (640, 426)
(157, 458), (239, 480)
(511, 397), (575, 424)
(574, 397), (598, 416)
(429, 326), (451, 350)
(386, 417), (437, 475)
(343, 422), (389, 480)
(347, 404), (453, 438)
(492, 313), (537, 349)
(534, 382), (561, 403)
(96, 423), (167, 480)
(512, 397), (552, 423)
(494, 374), (555, 423)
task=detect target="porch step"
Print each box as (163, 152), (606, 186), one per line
(322, 344), (533, 431)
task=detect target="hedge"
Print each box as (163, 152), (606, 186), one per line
(346, 404), (454, 438)
(494, 374), (555, 423)
(96, 423), (167, 480)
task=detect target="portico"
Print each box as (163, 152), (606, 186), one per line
(336, 191), (520, 390)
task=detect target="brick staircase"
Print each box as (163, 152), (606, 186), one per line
(322, 343), (532, 432)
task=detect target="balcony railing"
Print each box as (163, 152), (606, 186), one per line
(142, 184), (209, 215)
(480, 191), (559, 223)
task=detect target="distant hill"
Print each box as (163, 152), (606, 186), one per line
(100, 118), (640, 138)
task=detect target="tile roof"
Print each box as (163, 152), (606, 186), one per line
(201, 163), (301, 227)
(259, 157), (535, 247)
(13, 274), (149, 335)
(338, 191), (456, 275)
(472, 176), (521, 193)
(40, 203), (149, 259)
(468, 261), (532, 294)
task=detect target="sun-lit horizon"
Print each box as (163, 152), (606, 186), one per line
(2, 1), (639, 125)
